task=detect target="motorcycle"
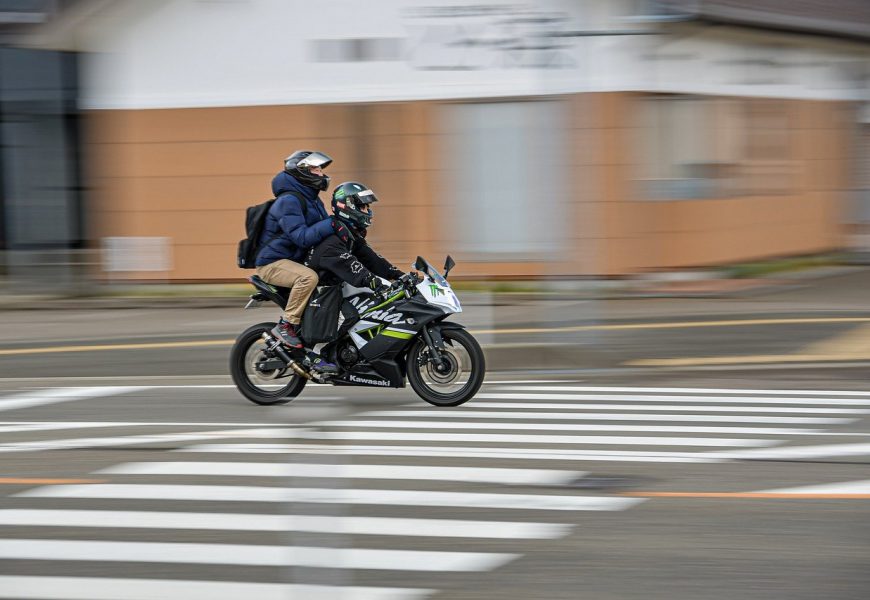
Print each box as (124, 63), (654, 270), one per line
(230, 255), (485, 407)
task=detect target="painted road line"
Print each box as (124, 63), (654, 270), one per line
(475, 393), (870, 406)
(621, 491), (870, 499)
(628, 354), (870, 366)
(17, 484), (644, 511)
(0, 539), (516, 572)
(0, 577), (433, 600)
(0, 428), (303, 453)
(704, 442), (870, 461)
(0, 478), (105, 485)
(358, 410), (854, 424)
(0, 387), (147, 413)
(177, 443), (721, 463)
(292, 431), (779, 447)
(472, 317), (870, 335)
(0, 340), (233, 356)
(4, 317), (870, 357)
(440, 403), (870, 414)
(97, 462), (586, 485)
(314, 420), (822, 436)
(0, 420), (314, 427)
(756, 480), (870, 494)
(490, 386), (870, 397)
(0, 509), (570, 539)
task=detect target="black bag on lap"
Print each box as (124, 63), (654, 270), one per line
(300, 285), (342, 344)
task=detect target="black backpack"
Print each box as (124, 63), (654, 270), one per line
(236, 192), (307, 269)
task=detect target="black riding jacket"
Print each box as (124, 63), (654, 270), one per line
(305, 222), (404, 289)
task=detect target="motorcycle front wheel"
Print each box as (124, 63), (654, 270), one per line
(230, 321), (307, 406)
(407, 328), (485, 407)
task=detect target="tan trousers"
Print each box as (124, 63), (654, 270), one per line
(256, 259), (319, 325)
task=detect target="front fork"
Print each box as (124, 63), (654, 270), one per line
(420, 326), (450, 371)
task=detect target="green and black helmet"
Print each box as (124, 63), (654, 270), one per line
(332, 181), (377, 230)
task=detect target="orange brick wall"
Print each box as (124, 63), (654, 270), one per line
(84, 95), (855, 280)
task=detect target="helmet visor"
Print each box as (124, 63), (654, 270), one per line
(297, 151), (333, 170)
(354, 188), (378, 205)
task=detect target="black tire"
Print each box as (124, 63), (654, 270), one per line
(230, 321), (307, 406)
(407, 327), (485, 407)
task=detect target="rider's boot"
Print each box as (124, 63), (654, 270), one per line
(271, 319), (303, 349)
(305, 351), (339, 376)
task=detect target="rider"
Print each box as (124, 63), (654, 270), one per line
(255, 150), (337, 373)
(306, 181), (405, 298)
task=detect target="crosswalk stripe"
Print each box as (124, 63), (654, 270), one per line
(0, 576), (433, 600)
(314, 420), (821, 436)
(291, 431), (777, 447)
(177, 443), (720, 462)
(0, 508), (571, 540)
(16, 484), (644, 511)
(0, 428), (302, 454)
(489, 386), (870, 396)
(0, 387), (147, 413)
(443, 403), (870, 414)
(0, 539), (516, 572)
(357, 410), (853, 424)
(97, 462), (585, 485)
(476, 393), (870, 406)
(0, 509), (570, 539)
(706, 442), (870, 460)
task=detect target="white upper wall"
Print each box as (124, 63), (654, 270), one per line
(59, 0), (869, 109)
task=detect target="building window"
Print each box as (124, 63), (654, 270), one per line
(637, 94), (791, 199)
(441, 100), (568, 259)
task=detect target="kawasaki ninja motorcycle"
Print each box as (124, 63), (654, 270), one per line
(230, 256), (485, 407)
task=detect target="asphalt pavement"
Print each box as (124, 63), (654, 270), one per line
(0, 267), (869, 599)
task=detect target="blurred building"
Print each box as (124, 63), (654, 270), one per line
(1, 0), (868, 282)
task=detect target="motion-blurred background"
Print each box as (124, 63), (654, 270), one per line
(0, 0), (868, 291)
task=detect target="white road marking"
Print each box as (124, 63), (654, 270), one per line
(490, 386), (870, 397)
(476, 393), (870, 406)
(17, 484), (644, 511)
(358, 410), (853, 424)
(707, 443), (870, 460)
(448, 403), (870, 414)
(97, 461), (585, 485)
(314, 420), (821, 436)
(0, 577), (433, 600)
(756, 480), (870, 494)
(0, 509), (570, 539)
(177, 443), (720, 462)
(0, 428), (302, 453)
(0, 387), (147, 413)
(0, 539), (516, 572)
(292, 431), (777, 447)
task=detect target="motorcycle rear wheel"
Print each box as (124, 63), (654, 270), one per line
(230, 321), (307, 406)
(407, 328), (485, 407)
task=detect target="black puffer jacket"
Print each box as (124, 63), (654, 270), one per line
(306, 221), (404, 288)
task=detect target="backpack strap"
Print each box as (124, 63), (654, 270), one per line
(256, 191), (312, 262)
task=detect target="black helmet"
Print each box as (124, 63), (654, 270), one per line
(332, 181), (378, 230)
(284, 150), (332, 191)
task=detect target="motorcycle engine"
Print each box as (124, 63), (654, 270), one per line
(338, 342), (360, 368)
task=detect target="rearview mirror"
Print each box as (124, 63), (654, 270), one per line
(414, 256), (427, 272)
(443, 255), (455, 278)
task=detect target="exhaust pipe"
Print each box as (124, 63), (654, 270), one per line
(261, 332), (312, 380)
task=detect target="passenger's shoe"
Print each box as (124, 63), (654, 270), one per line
(271, 319), (303, 349)
(306, 353), (339, 376)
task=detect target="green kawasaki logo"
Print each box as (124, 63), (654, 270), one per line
(429, 284), (444, 296)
